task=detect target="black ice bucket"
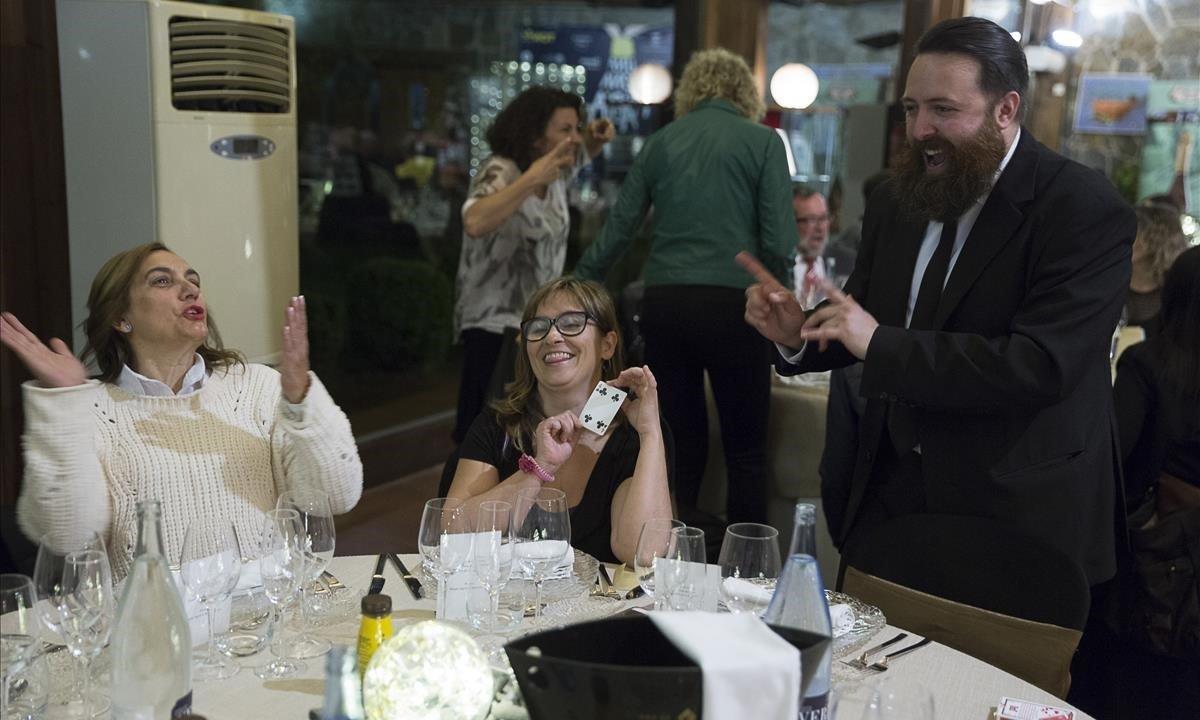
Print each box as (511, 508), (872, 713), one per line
(504, 614), (827, 720)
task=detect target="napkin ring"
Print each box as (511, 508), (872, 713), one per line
(519, 453), (555, 484)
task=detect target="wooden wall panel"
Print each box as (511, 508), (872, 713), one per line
(0, 0), (72, 507)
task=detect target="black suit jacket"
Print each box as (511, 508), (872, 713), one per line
(779, 130), (1134, 585)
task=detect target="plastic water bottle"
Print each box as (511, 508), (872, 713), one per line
(110, 501), (193, 719)
(764, 554), (832, 720)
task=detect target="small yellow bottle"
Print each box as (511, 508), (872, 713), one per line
(356, 594), (393, 676)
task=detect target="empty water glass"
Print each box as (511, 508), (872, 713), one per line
(180, 520), (242, 680)
(633, 518), (684, 610)
(718, 523), (781, 615)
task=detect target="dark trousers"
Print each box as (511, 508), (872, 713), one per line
(453, 328), (517, 443)
(641, 285), (772, 524)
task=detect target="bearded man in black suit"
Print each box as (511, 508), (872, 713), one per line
(738, 17), (1134, 588)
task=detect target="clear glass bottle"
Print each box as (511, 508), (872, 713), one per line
(110, 501), (193, 719)
(316, 645), (366, 720)
(787, 502), (818, 560)
(764, 554), (832, 720)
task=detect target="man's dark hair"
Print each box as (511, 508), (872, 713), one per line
(485, 86), (584, 171)
(793, 184), (824, 201)
(917, 17), (1028, 120)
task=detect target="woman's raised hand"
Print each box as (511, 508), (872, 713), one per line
(608, 365), (661, 438)
(527, 137), (579, 188)
(533, 411), (582, 475)
(279, 296), (311, 404)
(0, 312), (87, 388)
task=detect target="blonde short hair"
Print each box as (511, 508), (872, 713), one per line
(674, 48), (765, 120)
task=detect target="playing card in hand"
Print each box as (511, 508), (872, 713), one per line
(579, 380), (627, 435)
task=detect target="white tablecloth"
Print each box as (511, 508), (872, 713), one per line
(174, 555), (1091, 719)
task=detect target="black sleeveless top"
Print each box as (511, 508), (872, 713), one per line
(458, 411), (674, 564)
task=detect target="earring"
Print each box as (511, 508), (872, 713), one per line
(121, 321), (132, 332)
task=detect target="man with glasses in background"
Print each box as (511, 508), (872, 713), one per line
(792, 186), (834, 307)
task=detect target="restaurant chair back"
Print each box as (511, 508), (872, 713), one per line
(843, 567), (1083, 698)
(841, 515), (1091, 697)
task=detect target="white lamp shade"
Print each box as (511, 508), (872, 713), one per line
(771, 63), (820, 110)
(629, 63), (673, 105)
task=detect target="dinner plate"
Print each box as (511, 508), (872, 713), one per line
(825, 589), (887, 659)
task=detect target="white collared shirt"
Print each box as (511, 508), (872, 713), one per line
(117, 353), (209, 397)
(793, 254), (827, 307)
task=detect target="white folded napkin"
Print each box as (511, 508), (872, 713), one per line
(721, 576), (775, 606)
(512, 540), (573, 581)
(829, 603), (854, 637)
(650, 612), (800, 720)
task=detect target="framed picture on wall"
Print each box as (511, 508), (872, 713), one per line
(1073, 73), (1151, 135)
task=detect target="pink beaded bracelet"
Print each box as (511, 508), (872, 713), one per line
(518, 453), (555, 484)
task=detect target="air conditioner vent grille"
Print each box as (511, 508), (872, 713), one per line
(169, 16), (290, 113)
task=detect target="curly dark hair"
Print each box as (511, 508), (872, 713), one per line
(485, 86), (583, 171)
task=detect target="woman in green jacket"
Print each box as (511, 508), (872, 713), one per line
(575, 49), (795, 525)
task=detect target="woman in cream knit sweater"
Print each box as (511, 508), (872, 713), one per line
(0, 243), (362, 580)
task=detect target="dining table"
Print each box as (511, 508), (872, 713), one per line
(165, 553), (1093, 720)
(25, 556), (1099, 720)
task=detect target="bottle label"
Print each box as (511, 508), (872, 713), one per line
(171, 691), (193, 718)
(799, 693), (829, 720)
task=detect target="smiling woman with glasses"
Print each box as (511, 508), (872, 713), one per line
(447, 277), (675, 565)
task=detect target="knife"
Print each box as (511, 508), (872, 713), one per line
(368, 553), (387, 595)
(387, 553), (424, 599)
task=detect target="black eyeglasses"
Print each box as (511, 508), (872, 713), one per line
(521, 311), (595, 342)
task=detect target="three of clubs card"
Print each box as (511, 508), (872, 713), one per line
(580, 381), (627, 435)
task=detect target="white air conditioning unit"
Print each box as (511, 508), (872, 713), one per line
(57, 0), (298, 363)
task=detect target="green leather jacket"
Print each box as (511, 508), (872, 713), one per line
(575, 98), (795, 289)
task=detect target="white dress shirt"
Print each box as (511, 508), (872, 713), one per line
(117, 353), (208, 397)
(792, 254), (828, 307)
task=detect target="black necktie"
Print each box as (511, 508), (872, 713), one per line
(888, 219), (959, 454)
(909, 219), (959, 331)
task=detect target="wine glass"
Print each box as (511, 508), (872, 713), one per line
(32, 533), (108, 718)
(511, 488), (570, 619)
(55, 550), (115, 717)
(633, 518), (684, 610)
(718, 523), (781, 615)
(1, 574), (39, 720)
(660, 526), (707, 612)
(180, 520), (242, 680)
(471, 500), (514, 633)
(276, 489), (335, 659)
(418, 498), (471, 591)
(256, 508), (306, 679)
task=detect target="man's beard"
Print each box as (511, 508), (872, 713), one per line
(891, 118), (1007, 223)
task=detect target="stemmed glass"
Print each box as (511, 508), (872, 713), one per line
(1, 574), (39, 720)
(633, 518), (685, 610)
(180, 520), (242, 680)
(660, 526), (707, 612)
(512, 488), (571, 619)
(256, 508), (307, 679)
(718, 522), (781, 615)
(859, 678), (935, 720)
(276, 489), (335, 659)
(32, 534), (109, 718)
(418, 498), (471, 595)
(55, 551), (115, 718)
(471, 500), (514, 633)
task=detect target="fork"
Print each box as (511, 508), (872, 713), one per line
(868, 637), (933, 671)
(841, 632), (908, 669)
